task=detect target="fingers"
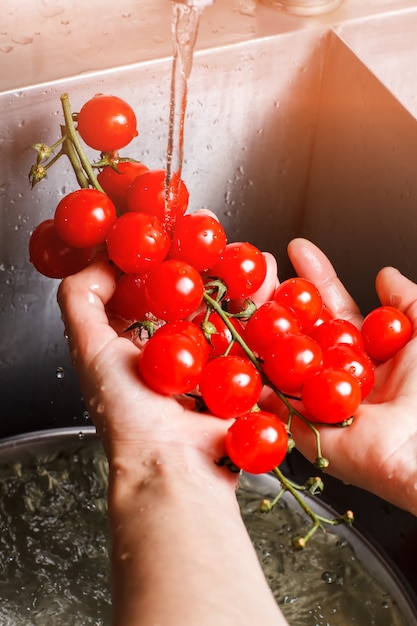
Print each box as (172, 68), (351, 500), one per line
(251, 252), (279, 306)
(287, 238), (363, 327)
(57, 258), (118, 371)
(376, 266), (417, 323)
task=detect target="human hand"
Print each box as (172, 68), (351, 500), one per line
(264, 238), (417, 516)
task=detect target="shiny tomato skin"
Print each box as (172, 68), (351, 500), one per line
(169, 212), (227, 272)
(126, 169), (189, 229)
(29, 219), (92, 279)
(191, 310), (246, 359)
(97, 161), (149, 213)
(77, 94), (138, 152)
(225, 411), (289, 474)
(54, 188), (117, 248)
(211, 242), (267, 301)
(138, 323), (206, 395)
(263, 332), (323, 394)
(199, 355), (263, 419)
(107, 273), (149, 322)
(323, 344), (375, 400)
(273, 277), (322, 332)
(106, 212), (170, 274)
(361, 306), (413, 362)
(301, 368), (362, 424)
(144, 259), (204, 322)
(244, 301), (301, 358)
(154, 320), (210, 364)
(310, 318), (364, 352)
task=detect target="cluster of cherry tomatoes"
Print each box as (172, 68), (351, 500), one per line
(28, 94), (413, 477)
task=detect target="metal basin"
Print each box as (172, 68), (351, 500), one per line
(0, 426), (415, 625)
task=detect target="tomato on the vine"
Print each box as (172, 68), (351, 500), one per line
(225, 411), (289, 474)
(169, 212), (227, 272)
(54, 188), (117, 248)
(199, 355), (262, 419)
(310, 318), (364, 352)
(107, 272), (149, 322)
(361, 305), (413, 362)
(211, 242), (267, 301)
(273, 278), (323, 332)
(106, 212), (170, 274)
(191, 310), (246, 359)
(77, 94), (138, 152)
(301, 368), (362, 424)
(244, 301), (301, 358)
(138, 322), (207, 395)
(323, 344), (375, 400)
(97, 161), (149, 213)
(126, 169), (189, 229)
(29, 219), (92, 279)
(263, 332), (323, 394)
(144, 259), (204, 321)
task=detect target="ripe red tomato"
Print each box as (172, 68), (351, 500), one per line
(361, 306), (413, 362)
(97, 161), (149, 213)
(225, 411), (289, 474)
(191, 310), (246, 359)
(106, 212), (170, 274)
(138, 322), (207, 395)
(126, 169), (189, 230)
(199, 355), (262, 419)
(263, 332), (323, 394)
(169, 212), (227, 272)
(323, 344), (375, 400)
(310, 318), (364, 352)
(29, 219), (92, 279)
(144, 259), (204, 321)
(153, 320), (210, 364)
(244, 301), (301, 358)
(77, 94), (138, 152)
(54, 188), (117, 248)
(273, 277), (322, 332)
(301, 368), (362, 424)
(211, 242), (267, 301)
(106, 273), (149, 322)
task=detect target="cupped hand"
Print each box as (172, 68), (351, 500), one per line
(57, 256), (235, 477)
(268, 238), (417, 515)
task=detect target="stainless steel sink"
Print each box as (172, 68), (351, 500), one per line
(1, 0), (417, 610)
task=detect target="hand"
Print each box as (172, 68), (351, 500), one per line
(267, 238), (417, 516)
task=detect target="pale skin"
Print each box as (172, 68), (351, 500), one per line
(57, 237), (417, 626)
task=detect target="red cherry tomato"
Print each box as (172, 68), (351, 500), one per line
(138, 322), (206, 395)
(263, 332), (323, 394)
(77, 94), (138, 152)
(54, 188), (117, 248)
(323, 344), (375, 400)
(126, 169), (189, 230)
(154, 320), (210, 364)
(97, 161), (149, 213)
(244, 301), (301, 358)
(310, 318), (364, 352)
(301, 368), (362, 424)
(106, 212), (170, 274)
(273, 277), (322, 332)
(144, 259), (204, 321)
(225, 411), (289, 474)
(199, 355), (262, 419)
(191, 310), (246, 359)
(107, 273), (149, 322)
(211, 242), (267, 301)
(169, 212), (227, 272)
(29, 219), (92, 279)
(361, 306), (413, 362)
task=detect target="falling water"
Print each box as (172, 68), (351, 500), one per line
(165, 2), (205, 214)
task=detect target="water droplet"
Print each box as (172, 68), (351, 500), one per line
(55, 366), (65, 379)
(78, 431), (84, 440)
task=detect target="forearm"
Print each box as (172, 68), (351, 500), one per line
(107, 443), (287, 626)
